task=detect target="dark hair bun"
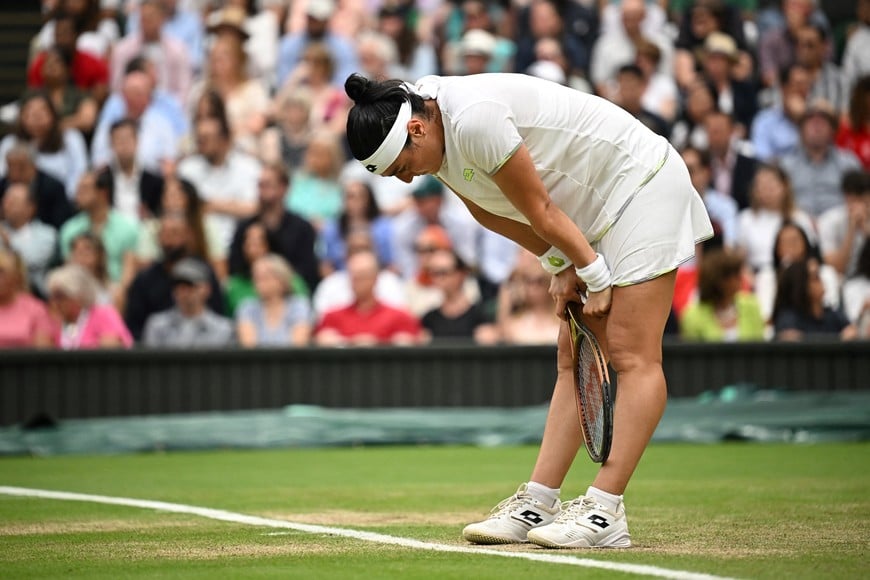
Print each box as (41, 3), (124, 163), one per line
(345, 73), (372, 104)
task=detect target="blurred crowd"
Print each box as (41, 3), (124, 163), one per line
(0, 0), (868, 351)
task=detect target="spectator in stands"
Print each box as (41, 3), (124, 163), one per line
(314, 249), (422, 346)
(236, 254), (313, 347)
(736, 163), (815, 273)
(60, 168), (141, 285)
(0, 143), (73, 230)
(635, 39), (678, 124)
(440, 0), (514, 76)
(225, 221), (270, 316)
(496, 249), (561, 345)
(456, 29), (496, 77)
(679, 249), (765, 342)
(513, 0), (591, 81)
(27, 11), (109, 103)
(177, 115), (261, 254)
(0, 183), (57, 296)
(836, 75), (870, 169)
(842, 240), (870, 337)
(391, 176), (479, 281)
(673, 0), (749, 91)
(66, 231), (112, 305)
(697, 32), (758, 132)
(213, 0), (284, 82)
(669, 78), (717, 150)
(590, 0), (672, 101)
(751, 63), (812, 162)
(312, 229), (407, 318)
(33, 0), (119, 60)
(0, 249), (56, 349)
(817, 170), (870, 278)
(780, 98), (863, 217)
(421, 249), (498, 344)
(681, 146), (738, 249)
(795, 23), (845, 114)
(260, 89), (313, 173)
(377, 3), (438, 82)
(124, 212), (225, 341)
(105, 119), (165, 222)
(192, 13), (269, 155)
(285, 129), (345, 229)
(757, 0), (820, 89)
(612, 64), (670, 138)
(276, 0), (360, 88)
(126, 0), (205, 73)
(319, 179), (393, 276)
(0, 91), (88, 199)
(228, 163), (319, 294)
(24, 46), (98, 136)
(273, 42), (350, 138)
(46, 263), (132, 349)
(111, 0), (192, 105)
(355, 30), (401, 82)
(772, 256), (856, 341)
(704, 110), (758, 209)
(143, 257), (234, 348)
(841, 0), (870, 101)
(754, 221), (841, 323)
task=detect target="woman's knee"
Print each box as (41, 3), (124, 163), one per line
(607, 327), (663, 375)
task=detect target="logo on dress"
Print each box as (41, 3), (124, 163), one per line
(463, 168), (474, 181)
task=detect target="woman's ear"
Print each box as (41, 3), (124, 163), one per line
(408, 119), (425, 138)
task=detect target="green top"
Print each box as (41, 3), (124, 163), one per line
(679, 291), (766, 342)
(59, 210), (140, 282)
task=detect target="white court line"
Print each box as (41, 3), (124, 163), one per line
(0, 486), (736, 580)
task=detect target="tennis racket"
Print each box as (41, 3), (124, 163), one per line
(565, 301), (613, 464)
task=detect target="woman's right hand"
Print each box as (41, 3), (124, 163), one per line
(584, 287), (612, 318)
(549, 268), (583, 319)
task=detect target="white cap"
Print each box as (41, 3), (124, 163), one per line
(461, 29), (496, 57)
(306, 0), (335, 21)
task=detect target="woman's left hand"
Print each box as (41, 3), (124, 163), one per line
(583, 287), (612, 318)
(549, 268), (583, 319)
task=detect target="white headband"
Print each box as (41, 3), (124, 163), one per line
(360, 99), (412, 175)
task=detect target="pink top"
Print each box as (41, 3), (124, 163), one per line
(57, 304), (133, 350)
(0, 293), (57, 348)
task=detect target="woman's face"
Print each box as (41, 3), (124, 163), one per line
(243, 225), (269, 263)
(49, 288), (82, 323)
(252, 260), (285, 299)
(21, 98), (54, 140)
(776, 226), (807, 265)
(210, 38), (241, 79)
(162, 180), (189, 213)
(753, 169), (786, 209)
(343, 182), (370, 217)
(304, 140), (335, 177)
(686, 81), (714, 120)
(42, 51), (68, 85)
(70, 239), (99, 273)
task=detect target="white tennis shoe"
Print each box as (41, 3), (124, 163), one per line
(526, 495), (631, 548)
(462, 484), (561, 545)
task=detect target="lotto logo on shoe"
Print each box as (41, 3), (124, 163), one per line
(512, 510), (544, 527)
(588, 514), (610, 529)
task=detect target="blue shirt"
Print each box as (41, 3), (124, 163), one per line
(126, 9), (205, 71)
(236, 296), (313, 346)
(98, 90), (188, 138)
(319, 216), (394, 271)
(276, 33), (360, 88)
(703, 187), (739, 248)
(750, 108), (799, 162)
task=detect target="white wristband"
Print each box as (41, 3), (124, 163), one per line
(538, 246), (573, 275)
(575, 254), (612, 293)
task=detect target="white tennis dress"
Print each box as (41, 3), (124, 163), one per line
(420, 73), (713, 286)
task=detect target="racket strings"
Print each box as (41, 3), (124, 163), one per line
(577, 339), (606, 453)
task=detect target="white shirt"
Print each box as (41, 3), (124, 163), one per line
(177, 150), (261, 250)
(421, 74), (670, 243)
(736, 208), (816, 272)
(817, 204), (866, 278)
(112, 164), (143, 222)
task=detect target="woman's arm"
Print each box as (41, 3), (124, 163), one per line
(237, 320), (258, 347)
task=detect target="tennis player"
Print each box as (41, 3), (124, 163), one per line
(344, 72), (713, 548)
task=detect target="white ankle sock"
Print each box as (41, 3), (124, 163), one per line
(527, 481), (560, 505)
(586, 486), (622, 512)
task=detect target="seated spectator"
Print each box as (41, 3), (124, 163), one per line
(736, 163), (816, 273)
(669, 78), (716, 151)
(757, 0), (824, 89)
(842, 240), (870, 337)
(0, 183), (57, 296)
(319, 179), (393, 276)
(681, 146), (738, 249)
(66, 232), (113, 305)
(27, 10), (109, 103)
(673, 0), (749, 91)
(312, 229), (407, 318)
(513, 0), (592, 82)
(635, 39), (678, 123)
(33, 0), (119, 60)
(259, 89), (313, 173)
(837, 75), (870, 170)
(818, 170), (870, 278)
(125, 0), (205, 73)
(124, 212), (225, 341)
(106, 119), (165, 222)
(841, 0), (870, 102)
(496, 249), (561, 345)
(0, 92), (88, 199)
(23, 46), (98, 136)
(704, 110), (757, 210)
(0, 142), (74, 230)
(750, 64), (812, 163)
(60, 168), (141, 285)
(697, 32), (758, 132)
(679, 249), (766, 342)
(46, 264), (132, 349)
(205, 1), (281, 81)
(314, 250), (422, 346)
(143, 258), (234, 348)
(0, 249), (56, 348)
(91, 69), (179, 171)
(440, 0), (515, 77)
(772, 257), (857, 341)
(227, 163), (319, 293)
(285, 129), (345, 229)
(456, 29), (497, 77)
(376, 3), (438, 82)
(177, 115), (261, 253)
(613, 64), (670, 138)
(796, 23), (846, 115)
(780, 98), (863, 217)
(236, 254), (313, 347)
(753, 221), (841, 323)
(421, 249), (498, 344)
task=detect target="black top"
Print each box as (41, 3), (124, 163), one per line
(422, 302), (490, 340)
(0, 171), (75, 230)
(774, 306), (850, 338)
